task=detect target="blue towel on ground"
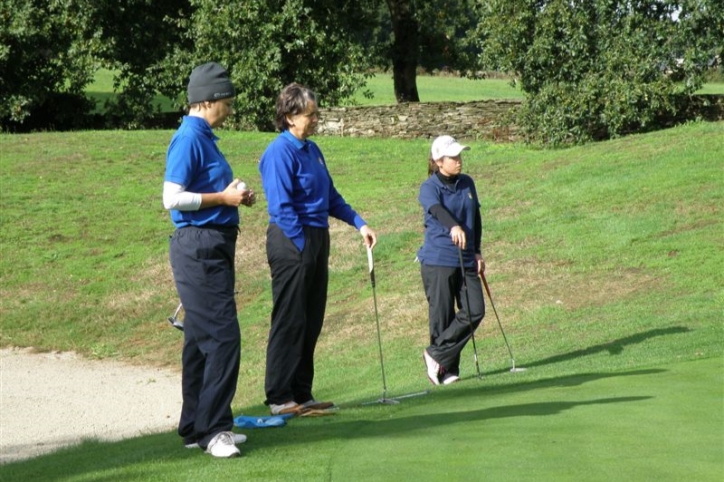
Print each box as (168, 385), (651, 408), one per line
(234, 413), (294, 429)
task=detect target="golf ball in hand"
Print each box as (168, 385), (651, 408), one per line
(237, 182), (247, 191)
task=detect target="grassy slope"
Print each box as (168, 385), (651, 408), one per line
(0, 122), (722, 480)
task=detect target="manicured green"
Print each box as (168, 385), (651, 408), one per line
(86, 69), (178, 113)
(1, 121), (722, 480)
(85, 70), (523, 112)
(86, 68), (721, 114)
(697, 82), (724, 95)
(354, 73), (524, 104)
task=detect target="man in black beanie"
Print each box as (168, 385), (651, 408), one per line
(163, 61), (255, 458)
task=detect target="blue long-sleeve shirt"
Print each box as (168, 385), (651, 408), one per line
(417, 173), (481, 268)
(259, 130), (366, 252)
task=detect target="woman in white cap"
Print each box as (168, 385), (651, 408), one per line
(163, 61), (255, 458)
(417, 135), (486, 385)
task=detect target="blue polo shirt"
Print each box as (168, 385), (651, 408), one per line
(417, 173), (480, 268)
(165, 116), (239, 228)
(259, 130), (365, 252)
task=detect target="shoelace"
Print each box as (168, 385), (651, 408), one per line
(216, 431), (235, 445)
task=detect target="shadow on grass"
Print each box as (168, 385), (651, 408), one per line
(2, 369), (659, 480)
(483, 326), (691, 376)
(0, 432), (193, 481)
(242, 395), (653, 455)
(2, 328), (688, 479)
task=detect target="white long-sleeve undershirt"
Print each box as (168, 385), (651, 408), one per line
(163, 181), (202, 211)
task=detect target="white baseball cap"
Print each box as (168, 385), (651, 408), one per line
(431, 135), (470, 161)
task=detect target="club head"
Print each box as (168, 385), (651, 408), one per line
(510, 367), (527, 373)
(377, 398), (400, 405)
(167, 317), (184, 331)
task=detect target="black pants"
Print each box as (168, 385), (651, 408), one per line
(421, 264), (485, 373)
(169, 225), (240, 449)
(264, 224), (330, 405)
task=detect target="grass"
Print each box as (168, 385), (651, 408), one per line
(1, 121), (722, 480)
(353, 73), (524, 104)
(86, 68), (724, 112)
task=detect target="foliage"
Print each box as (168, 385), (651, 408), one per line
(473, 0), (724, 145)
(372, 0), (480, 102)
(0, 0), (96, 127)
(85, 0), (195, 128)
(151, 0), (378, 130)
(416, 0), (480, 74)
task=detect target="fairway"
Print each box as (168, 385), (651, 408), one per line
(1, 121), (722, 480)
(2, 358), (720, 481)
(330, 357), (722, 481)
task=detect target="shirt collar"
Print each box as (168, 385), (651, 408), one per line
(282, 129), (307, 150)
(184, 115), (219, 141)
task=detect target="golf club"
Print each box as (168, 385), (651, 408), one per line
(457, 247), (483, 379)
(167, 290), (239, 332)
(480, 272), (526, 373)
(366, 246), (398, 405)
(360, 246), (429, 406)
(168, 302), (184, 331)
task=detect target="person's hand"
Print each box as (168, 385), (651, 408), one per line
(237, 183), (256, 207)
(450, 226), (466, 248)
(360, 225), (377, 250)
(221, 179), (245, 206)
(475, 253), (486, 276)
(240, 189), (256, 207)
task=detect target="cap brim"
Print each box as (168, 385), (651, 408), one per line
(443, 143), (470, 158)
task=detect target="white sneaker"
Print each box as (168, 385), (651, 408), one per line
(270, 401), (303, 415)
(423, 349), (441, 385)
(185, 432), (247, 449)
(205, 431), (241, 458)
(442, 374), (460, 385)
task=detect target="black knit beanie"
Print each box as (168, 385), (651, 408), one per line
(187, 62), (236, 104)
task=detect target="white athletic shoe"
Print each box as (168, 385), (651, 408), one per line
(205, 431), (241, 458)
(442, 374), (460, 385)
(185, 432), (247, 449)
(423, 349), (441, 386)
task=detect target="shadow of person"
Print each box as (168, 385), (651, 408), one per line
(484, 326), (691, 375)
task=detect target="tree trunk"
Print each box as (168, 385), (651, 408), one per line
(386, 0), (420, 103)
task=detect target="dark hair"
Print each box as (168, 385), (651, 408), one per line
(427, 153), (439, 177)
(274, 83), (317, 131)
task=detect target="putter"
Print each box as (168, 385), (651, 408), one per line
(167, 302), (184, 331)
(366, 246), (398, 405)
(457, 247), (483, 379)
(480, 272), (526, 373)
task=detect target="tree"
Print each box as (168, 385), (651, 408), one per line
(85, 0), (194, 128)
(472, 0), (724, 145)
(386, 0), (421, 102)
(379, 0), (479, 103)
(142, 0), (377, 130)
(0, 0), (95, 128)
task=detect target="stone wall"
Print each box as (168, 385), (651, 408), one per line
(317, 99), (523, 142)
(316, 95), (724, 142)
